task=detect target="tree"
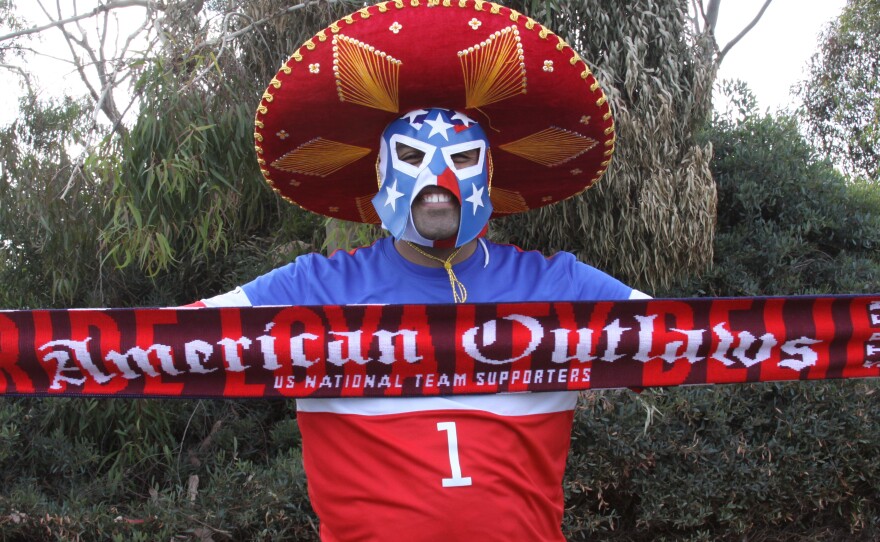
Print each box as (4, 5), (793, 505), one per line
(679, 81), (880, 297)
(488, 0), (716, 292)
(799, 0), (880, 182)
(484, 1), (776, 292)
(1, 0), (779, 295)
(0, 93), (105, 308)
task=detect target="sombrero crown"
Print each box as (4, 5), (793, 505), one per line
(255, 0), (615, 223)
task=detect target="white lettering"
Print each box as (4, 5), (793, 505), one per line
(870, 302), (880, 325)
(633, 314), (658, 363)
(601, 319), (630, 362)
(550, 328), (596, 363)
(328, 331), (371, 366)
(462, 314), (544, 365)
(40, 340), (86, 389)
(257, 323), (280, 370)
(291, 333), (319, 367)
(374, 329), (423, 364)
(664, 328), (706, 364)
(712, 323), (737, 366)
(39, 338), (116, 389)
(105, 345), (179, 379)
(184, 340), (218, 374)
(779, 337), (822, 371)
(217, 337), (252, 372)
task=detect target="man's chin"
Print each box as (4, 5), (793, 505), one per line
(412, 223), (460, 243)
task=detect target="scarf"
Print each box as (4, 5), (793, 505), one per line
(1, 296), (878, 398)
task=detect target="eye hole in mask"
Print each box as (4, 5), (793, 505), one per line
(396, 143), (425, 167)
(390, 134), (435, 177)
(441, 140), (486, 179)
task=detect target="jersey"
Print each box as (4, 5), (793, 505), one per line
(203, 237), (637, 541)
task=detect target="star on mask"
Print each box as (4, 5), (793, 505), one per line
(384, 180), (404, 211)
(424, 112), (454, 141)
(402, 109), (428, 129)
(451, 111), (476, 127)
(465, 183), (485, 215)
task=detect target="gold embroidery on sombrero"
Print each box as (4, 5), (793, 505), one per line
(332, 34), (401, 113)
(489, 187), (528, 214)
(355, 195), (381, 223)
(458, 26), (526, 109)
(498, 127), (597, 167)
(271, 138), (371, 177)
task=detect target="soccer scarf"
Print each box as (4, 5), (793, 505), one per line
(1, 296), (878, 398)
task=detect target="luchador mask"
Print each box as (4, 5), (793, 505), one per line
(372, 108), (492, 248)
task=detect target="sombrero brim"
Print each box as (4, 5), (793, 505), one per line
(255, 0), (615, 223)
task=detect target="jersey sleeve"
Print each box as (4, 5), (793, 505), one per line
(566, 255), (636, 301)
(238, 255), (315, 306)
(193, 254), (315, 308)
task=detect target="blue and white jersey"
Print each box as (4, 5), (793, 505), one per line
(223, 237), (635, 306)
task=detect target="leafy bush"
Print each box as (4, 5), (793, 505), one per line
(669, 82), (880, 298)
(563, 382), (880, 541)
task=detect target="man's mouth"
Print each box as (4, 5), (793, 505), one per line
(421, 192), (452, 203)
(416, 187), (456, 205)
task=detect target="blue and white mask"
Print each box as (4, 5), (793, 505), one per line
(372, 108), (492, 247)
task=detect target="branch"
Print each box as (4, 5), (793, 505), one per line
(0, 0), (155, 43)
(180, 0), (348, 90)
(191, 0), (347, 53)
(0, 63), (36, 95)
(689, 0), (706, 34)
(705, 0), (720, 31)
(718, 0), (774, 62)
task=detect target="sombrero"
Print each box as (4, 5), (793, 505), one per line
(254, 0), (615, 223)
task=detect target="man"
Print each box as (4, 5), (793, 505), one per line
(198, 2), (647, 540)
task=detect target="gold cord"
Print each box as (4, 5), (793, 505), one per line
(406, 242), (468, 303)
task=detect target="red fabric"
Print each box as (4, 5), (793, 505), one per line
(299, 407), (572, 541)
(0, 296), (878, 398)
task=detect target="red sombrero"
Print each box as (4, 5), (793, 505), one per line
(254, 0), (615, 223)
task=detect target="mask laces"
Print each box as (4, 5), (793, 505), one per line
(406, 242), (468, 303)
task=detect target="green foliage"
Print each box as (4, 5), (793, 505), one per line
(493, 0), (717, 292)
(0, 68), (324, 309)
(563, 382), (880, 541)
(0, 399), (317, 541)
(100, 63), (323, 305)
(670, 82), (880, 297)
(0, 94), (107, 308)
(799, 0), (880, 182)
